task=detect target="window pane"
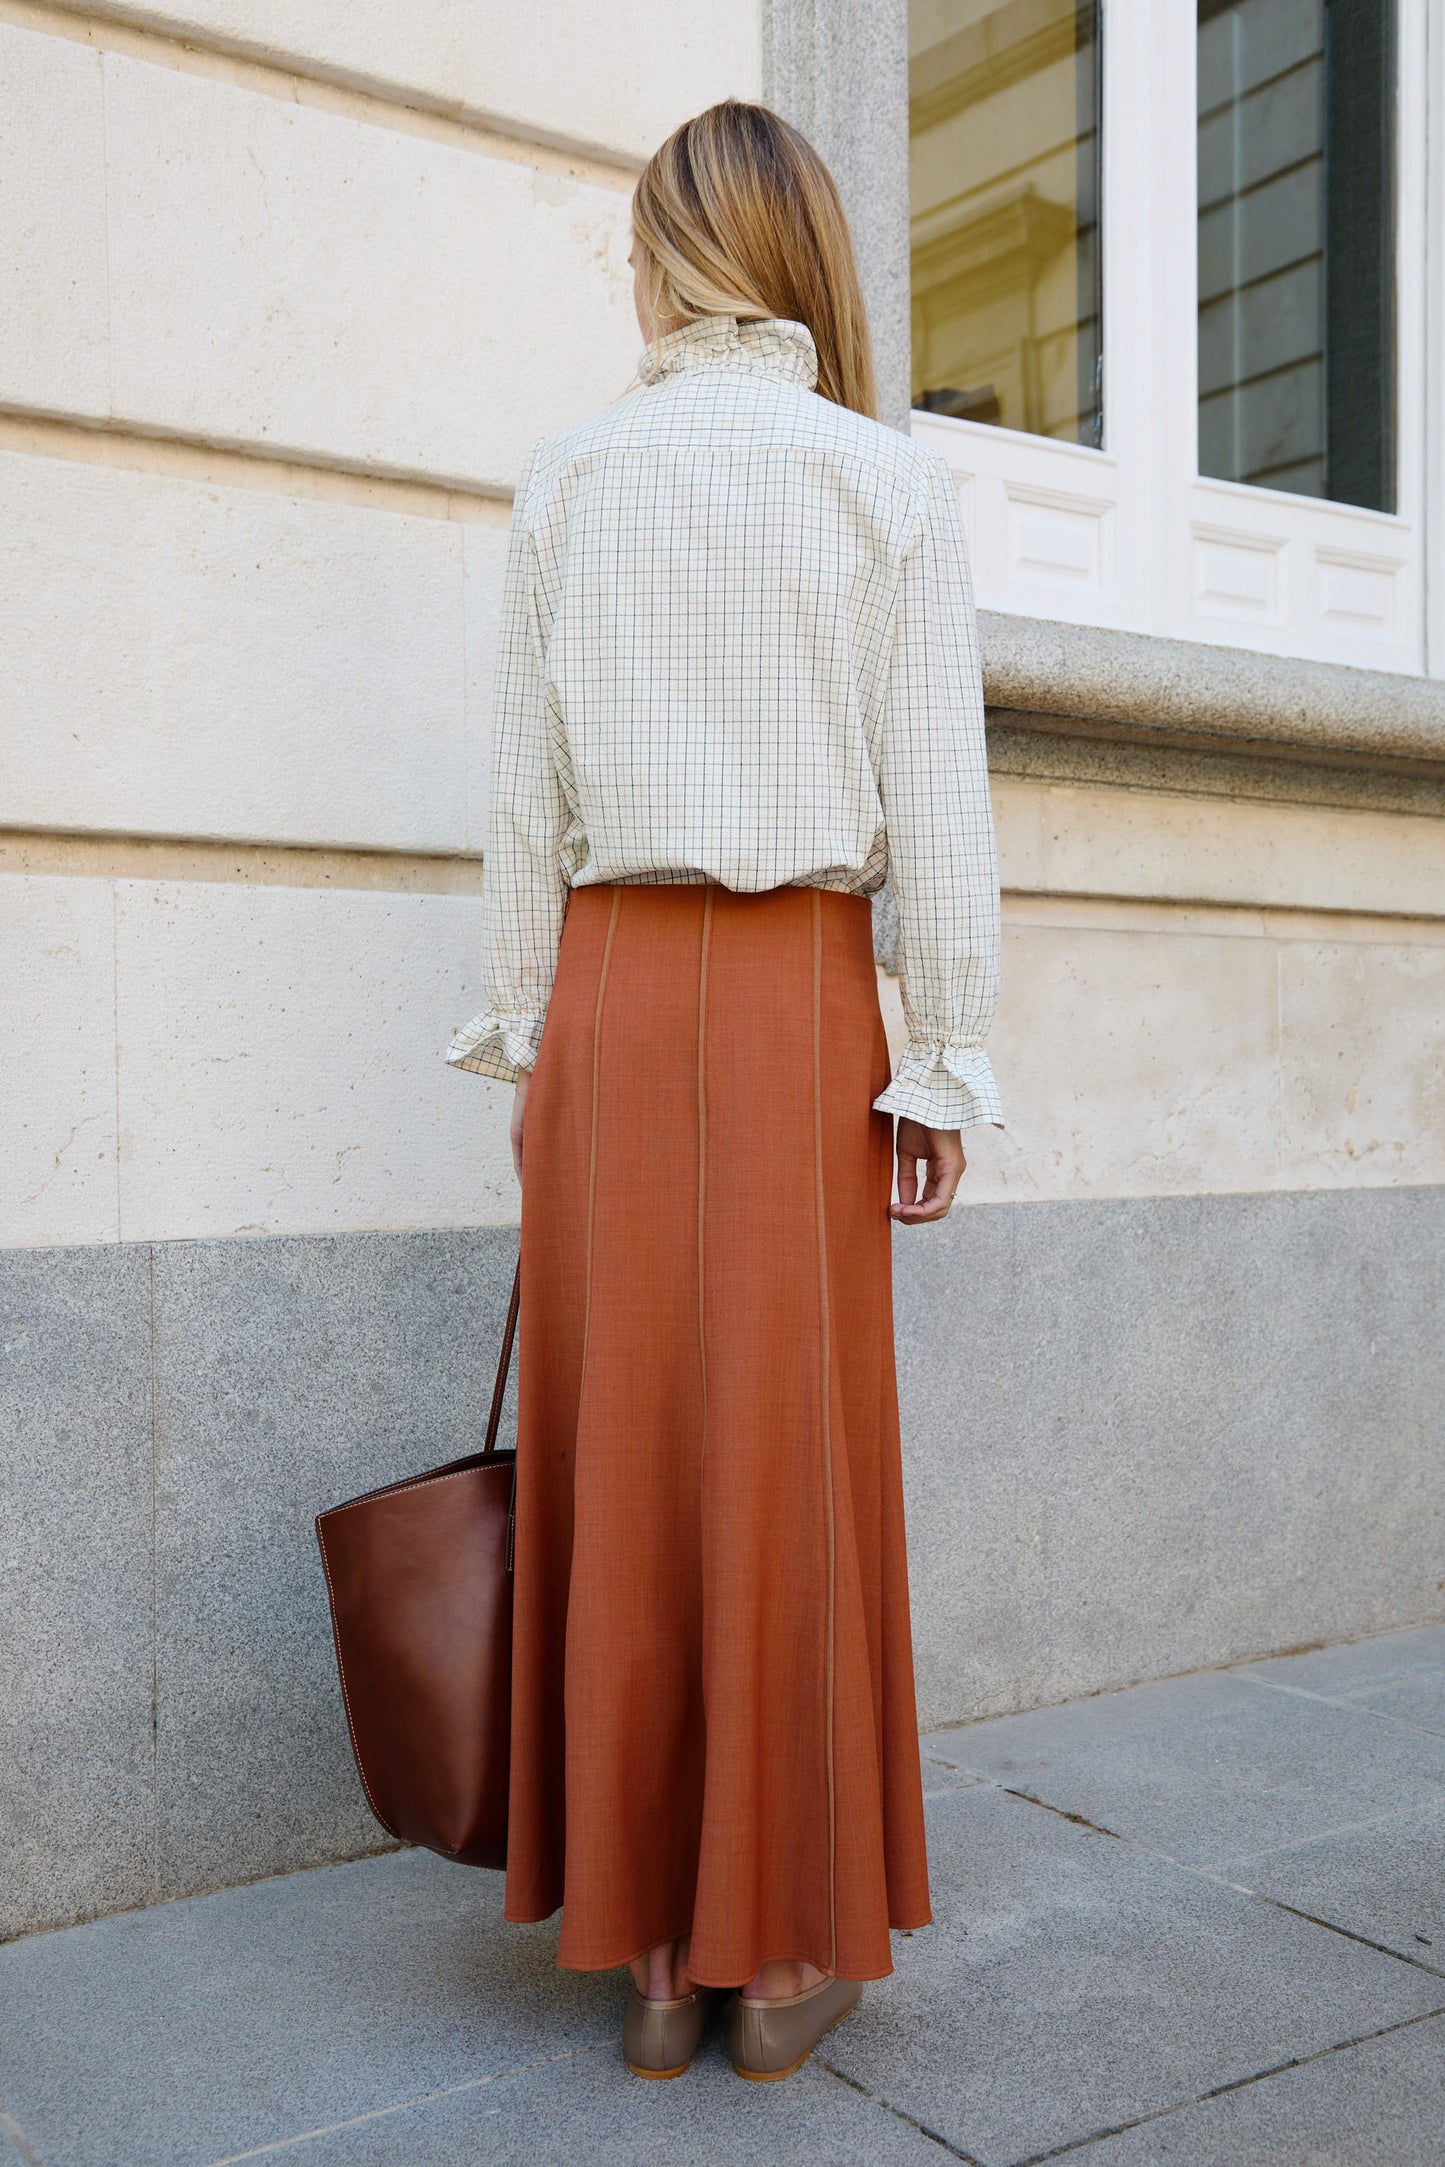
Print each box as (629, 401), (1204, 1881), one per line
(908, 0), (1102, 446)
(1197, 0), (1396, 511)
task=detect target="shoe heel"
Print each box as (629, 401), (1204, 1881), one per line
(623, 1985), (716, 2079)
(728, 1977), (862, 2081)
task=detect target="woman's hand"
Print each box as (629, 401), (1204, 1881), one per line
(510, 1071), (529, 1185)
(890, 1119), (966, 1223)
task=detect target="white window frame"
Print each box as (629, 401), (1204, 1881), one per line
(909, 0), (1432, 677)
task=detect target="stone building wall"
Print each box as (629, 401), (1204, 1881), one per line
(2, 0), (1441, 1941)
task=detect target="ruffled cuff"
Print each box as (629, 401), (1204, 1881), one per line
(445, 1008), (543, 1083)
(872, 1041), (1004, 1131)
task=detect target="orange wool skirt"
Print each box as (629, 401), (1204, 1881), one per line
(505, 880), (931, 1986)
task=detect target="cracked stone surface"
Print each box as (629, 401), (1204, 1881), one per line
(2, 1626), (1445, 2167)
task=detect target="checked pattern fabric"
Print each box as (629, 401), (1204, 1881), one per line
(448, 313), (1003, 1131)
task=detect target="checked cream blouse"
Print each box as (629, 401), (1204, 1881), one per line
(447, 312), (1004, 1131)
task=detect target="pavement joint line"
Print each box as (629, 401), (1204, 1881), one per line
(996, 1788), (1124, 1840)
(1191, 1790), (1445, 1871)
(925, 1773), (1127, 1830)
(1222, 1890), (1445, 1983)
(947, 1770), (1445, 1898)
(1233, 1671), (1445, 1740)
(194, 2041), (613, 2167)
(1232, 1663), (1445, 1699)
(999, 2002), (1445, 2165)
(940, 1780), (1445, 1983)
(817, 2059), (987, 2163)
(0, 2105), (44, 2167)
(932, 1776), (1226, 1875)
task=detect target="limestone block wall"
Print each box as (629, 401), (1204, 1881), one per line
(48, 0), (759, 161)
(907, 775), (1445, 1202)
(0, 0), (761, 1257)
(2, 23), (647, 482)
(2, 445), (508, 847)
(10, 776), (1444, 1253)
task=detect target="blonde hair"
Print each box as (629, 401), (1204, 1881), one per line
(630, 100), (877, 420)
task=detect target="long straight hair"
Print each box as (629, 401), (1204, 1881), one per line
(630, 100), (877, 421)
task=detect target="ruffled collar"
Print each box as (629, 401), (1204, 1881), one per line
(636, 313), (819, 392)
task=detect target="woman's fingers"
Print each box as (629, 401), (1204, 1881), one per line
(890, 1124), (967, 1223)
(906, 1160), (950, 1219)
(929, 1151), (964, 1215)
(895, 1141), (920, 1211)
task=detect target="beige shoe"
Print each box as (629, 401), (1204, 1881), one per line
(623, 1984), (720, 2079)
(729, 1974), (862, 2081)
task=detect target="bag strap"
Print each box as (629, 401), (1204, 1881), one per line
(481, 1259), (522, 1456)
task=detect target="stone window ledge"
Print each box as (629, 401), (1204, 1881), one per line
(981, 613), (1445, 777)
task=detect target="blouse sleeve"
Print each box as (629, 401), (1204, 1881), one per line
(446, 454), (570, 1083)
(870, 450), (1005, 1132)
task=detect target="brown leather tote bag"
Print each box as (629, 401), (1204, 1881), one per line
(315, 1261), (520, 1869)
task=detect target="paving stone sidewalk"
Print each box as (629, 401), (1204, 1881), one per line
(4, 1624), (1445, 2167)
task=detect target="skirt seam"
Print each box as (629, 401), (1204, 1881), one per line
(696, 890), (714, 1486)
(578, 887), (622, 1397)
(811, 889), (838, 1977)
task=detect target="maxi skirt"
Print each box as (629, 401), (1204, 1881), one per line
(505, 880), (932, 1986)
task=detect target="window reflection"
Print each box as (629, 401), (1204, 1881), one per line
(908, 0), (1102, 447)
(1197, 0), (1396, 510)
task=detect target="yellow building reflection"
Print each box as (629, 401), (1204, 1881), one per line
(909, 0), (1102, 446)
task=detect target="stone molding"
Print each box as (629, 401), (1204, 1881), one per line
(987, 721), (1445, 820)
(982, 613), (1445, 776)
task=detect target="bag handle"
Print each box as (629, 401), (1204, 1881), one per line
(481, 1260), (521, 1456)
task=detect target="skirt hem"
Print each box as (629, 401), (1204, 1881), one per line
(502, 1898), (935, 1984)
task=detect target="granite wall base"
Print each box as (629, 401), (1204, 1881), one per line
(894, 1187), (1445, 1728)
(2, 1190), (1440, 1938)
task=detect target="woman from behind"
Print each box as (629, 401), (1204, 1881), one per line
(448, 97), (1003, 2082)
